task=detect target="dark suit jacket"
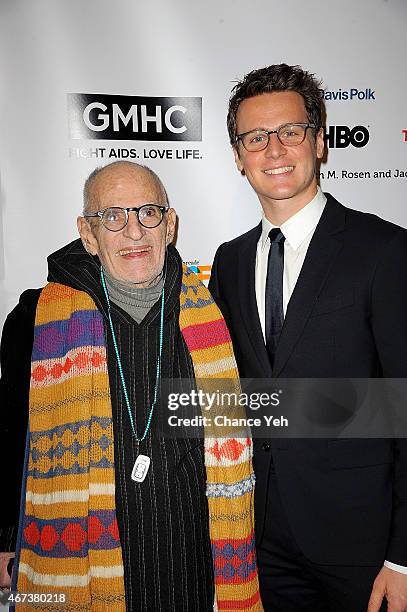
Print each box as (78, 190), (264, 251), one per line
(209, 193), (407, 566)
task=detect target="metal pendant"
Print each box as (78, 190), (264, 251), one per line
(131, 454), (151, 483)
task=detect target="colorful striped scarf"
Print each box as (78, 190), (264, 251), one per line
(16, 269), (262, 611)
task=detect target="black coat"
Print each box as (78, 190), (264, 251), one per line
(209, 194), (407, 566)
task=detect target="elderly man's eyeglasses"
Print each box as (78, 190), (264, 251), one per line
(236, 123), (316, 152)
(84, 205), (168, 231)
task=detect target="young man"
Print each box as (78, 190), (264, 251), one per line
(209, 64), (407, 611)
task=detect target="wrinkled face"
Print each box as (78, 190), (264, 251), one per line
(77, 166), (176, 287)
(234, 91), (324, 215)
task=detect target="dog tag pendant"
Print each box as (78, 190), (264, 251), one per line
(131, 454), (150, 483)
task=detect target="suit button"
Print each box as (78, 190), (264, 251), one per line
(262, 442), (271, 452)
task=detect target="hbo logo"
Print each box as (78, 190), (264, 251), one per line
(325, 125), (370, 148)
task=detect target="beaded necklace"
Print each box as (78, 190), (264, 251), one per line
(100, 266), (165, 482)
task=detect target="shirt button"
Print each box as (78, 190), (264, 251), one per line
(262, 441), (271, 452)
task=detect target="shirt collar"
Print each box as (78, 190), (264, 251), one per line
(260, 187), (327, 251)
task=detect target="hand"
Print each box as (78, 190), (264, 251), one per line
(0, 552), (14, 589)
(368, 566), (407, 611)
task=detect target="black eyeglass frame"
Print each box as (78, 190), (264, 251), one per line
(84, 204), (169, 231)
(235, 123), (316, 151)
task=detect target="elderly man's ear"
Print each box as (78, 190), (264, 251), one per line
(77, 216), (99, 255)
(166, 209), (177, 245)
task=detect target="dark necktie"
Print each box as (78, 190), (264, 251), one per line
(265, 228), (285, 368)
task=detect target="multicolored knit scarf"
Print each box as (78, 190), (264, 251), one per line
(16, 269), (262, 611)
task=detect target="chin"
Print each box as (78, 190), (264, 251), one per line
(263, 189), (297, 202)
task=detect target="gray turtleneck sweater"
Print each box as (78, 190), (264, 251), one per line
(104, 269), (164, 323)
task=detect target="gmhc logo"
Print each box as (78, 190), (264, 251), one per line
(68, 94), (202, 141)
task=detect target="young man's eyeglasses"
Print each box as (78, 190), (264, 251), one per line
(84, 205), (168, 231)
(236, 123), (316, 152)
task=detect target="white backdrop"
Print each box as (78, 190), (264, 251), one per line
(1, 0), (406, 331)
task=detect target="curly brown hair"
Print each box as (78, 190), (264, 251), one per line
(227, 63), (323, 146)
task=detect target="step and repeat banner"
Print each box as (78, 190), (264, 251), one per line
(0, 0), (406, 330)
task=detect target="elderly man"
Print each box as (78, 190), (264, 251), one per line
(0, 161), (261, 611)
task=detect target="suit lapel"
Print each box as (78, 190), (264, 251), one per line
(238, 223), (273, 377)
(272, 195), (346, 377)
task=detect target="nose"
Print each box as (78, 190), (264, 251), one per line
(264, 132), (287, 159)
(122, 210), (145, 241)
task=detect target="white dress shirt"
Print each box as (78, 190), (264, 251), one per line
(254, 186), (407, 576)
(255, 187), (326, 338)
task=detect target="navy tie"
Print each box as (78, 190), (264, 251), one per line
(265, 228), (285, 368)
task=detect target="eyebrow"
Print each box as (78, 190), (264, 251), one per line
(242, 121), (310, 131)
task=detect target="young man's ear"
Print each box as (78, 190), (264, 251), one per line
(316, 127), (325, 160)
(77, 216), (99, 255)
(233, 146), (245, 176)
